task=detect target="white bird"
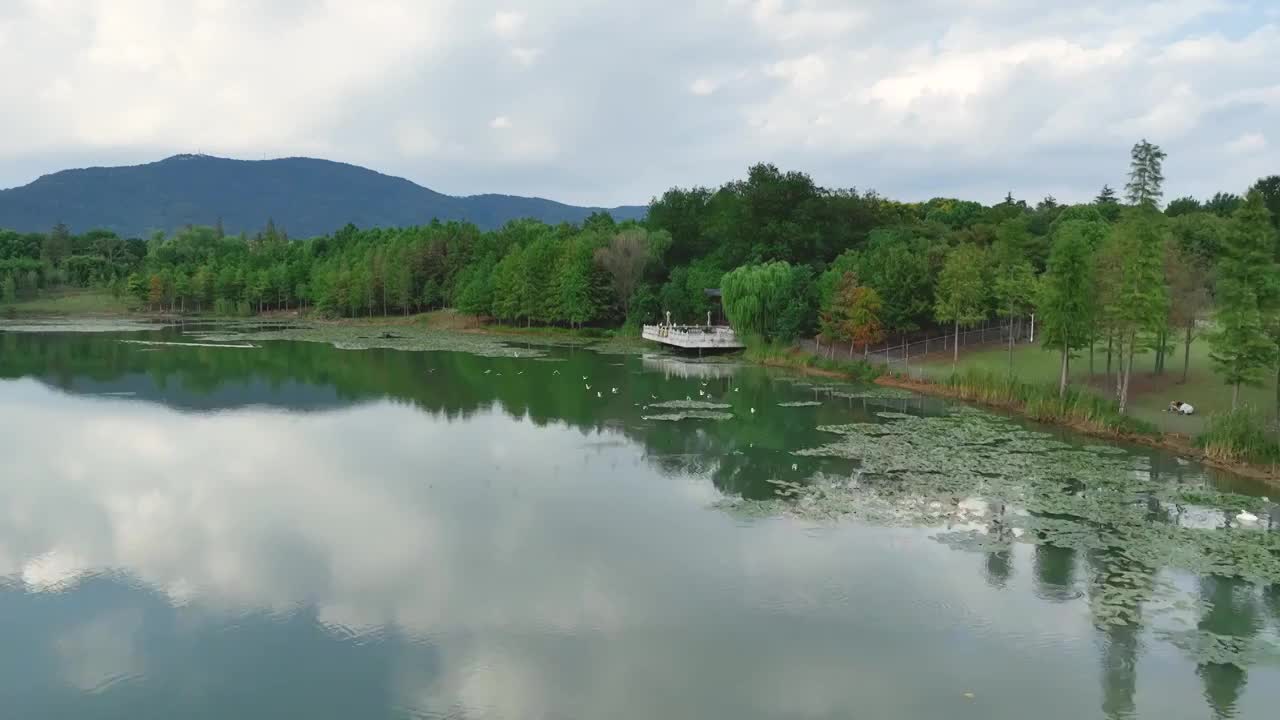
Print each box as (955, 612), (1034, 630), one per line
(750, 407), (756, 414)
(597, 391), (602, 398)
(585, 384), (592, 390)
(791, 463), (798, 471)
(734, 387), (739, 392)
(427, 369), (435, 374)
(484, 369), (491, 375)
(517, 371), (524, 375)
(1237, 511), (1260, 525)
(698, 390), (705, 397)
(651, 394), (657, 400)
(611, 387), (618, 394)
(583, 376), (588, 381)
(553, 370), (560, 375)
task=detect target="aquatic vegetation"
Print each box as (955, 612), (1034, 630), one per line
(190, 323), (549, 358)
(646, 400), (733, 410)
(641, 411), (735, 422)
(777, 401), (822, 407)
(830, 386), (917, 401)
(121, 339), (256, 349)
(774, 411), (1280, 588)
(0, 318), (171, 333)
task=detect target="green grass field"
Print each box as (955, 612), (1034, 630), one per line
(920, 338), (1278, 434)
(2, 289), (137, 316)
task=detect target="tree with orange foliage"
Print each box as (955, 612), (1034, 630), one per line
(822, 272), (885, 359)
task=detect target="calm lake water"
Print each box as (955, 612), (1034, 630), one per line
(1, 323), (1279, 719)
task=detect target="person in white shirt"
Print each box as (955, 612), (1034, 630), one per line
(1167, 401), (1194, 415)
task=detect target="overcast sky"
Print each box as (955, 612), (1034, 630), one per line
(0, 0), (1277, 207)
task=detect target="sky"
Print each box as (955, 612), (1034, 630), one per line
(0, 0), (1277, 207)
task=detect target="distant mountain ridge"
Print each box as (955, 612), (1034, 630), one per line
(0, 154), (647, 237)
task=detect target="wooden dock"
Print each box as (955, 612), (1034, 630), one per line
(641, 324), (744, 351)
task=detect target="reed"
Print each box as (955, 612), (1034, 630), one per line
(1196, 407), (1280, 465)
(935, 368), (1158, 435)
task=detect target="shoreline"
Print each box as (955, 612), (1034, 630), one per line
(8, 304), (1278, 486)
(873, 373), (1280, 487)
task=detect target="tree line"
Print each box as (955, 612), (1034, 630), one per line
(3, 143), (1279, 413)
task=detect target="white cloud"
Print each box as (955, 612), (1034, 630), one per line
(489, 115), (513, 130)
(510, 46), (542, 66)
(1226, 132), (1267, 155)
(492, 10), (525, 38)
(690, 77), (719, 96)
(0, 0), (1277, 206)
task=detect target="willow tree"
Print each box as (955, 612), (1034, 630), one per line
(934, 244), (987, 371)
(721, 261), (795, 342)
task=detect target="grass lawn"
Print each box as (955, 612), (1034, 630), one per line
(920, 337), (1277, 434)
(2, 289), (137, 316)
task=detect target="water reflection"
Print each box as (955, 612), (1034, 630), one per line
(2, 329), (1280, 719)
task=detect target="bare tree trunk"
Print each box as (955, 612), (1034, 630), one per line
(1182, 325), (1192, 384)
(1089, 333), (1095, 377)
(952, 319), (960, 372)
(1059, 348), (1069, 398)
(1120, 331), (1136, 414)
(1114, 334), (1125, 402)
(1106, 332), (1113, 384)
(1275, 361), (1280, 422)
(1007, 307), (1015, 375)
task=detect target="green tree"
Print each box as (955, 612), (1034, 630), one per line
(1165, 196), (1202, 217)
(1250, 175), (1280, 236)
(1098, 210), (1169, 413)
(1040, 225), (1096, 396)
(1165, 242), (1210, 383)
(1209, 191), (1280, 408)
(1205, 192), (1244, 218)
(858, 229), (932, 339)
(491, 246), (525, 323)
(1125, 139), (1167, 208)
(1, 274), (15, 303)
(174, 272), (191, 314)
(555, 236), (600, 329)
(720, 261), (805, 341)
(991, 234), (1038, 374)
(42, 222), (72, 269)
(933, 244), (987, 371)
(147, 274), (164, 311)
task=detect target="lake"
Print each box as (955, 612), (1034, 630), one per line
(1, 322), (1278, 719)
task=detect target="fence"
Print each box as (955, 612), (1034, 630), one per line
(800, 316), (1034, 378)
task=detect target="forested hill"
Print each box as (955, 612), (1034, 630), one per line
(0, 154), (646, 237)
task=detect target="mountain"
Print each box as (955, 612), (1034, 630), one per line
(0, 154), (647, 237)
